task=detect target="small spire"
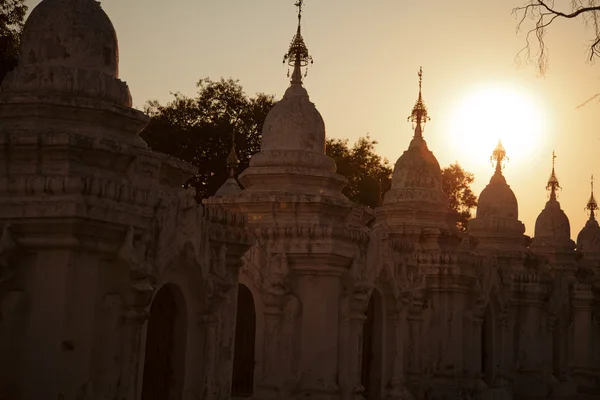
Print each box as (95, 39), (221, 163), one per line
(407, 67), (430, 139)
(490, 139), (508, 174)
(546, 150), (561, 201)
(282, 0), (313, 85)
(226, 132), (240, 178)
(586, 174), (598, 220)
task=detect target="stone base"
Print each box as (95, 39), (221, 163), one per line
(513, 372), (553, 399)
(549, 379), (577, 398)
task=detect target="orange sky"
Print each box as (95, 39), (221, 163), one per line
(25, 0), (600, 240)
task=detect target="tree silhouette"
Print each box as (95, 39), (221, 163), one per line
(0, 0), (27, 84)
(442, 163), (478, 232)
(513, 0), (600, 74)
(141, 78), (275, 201)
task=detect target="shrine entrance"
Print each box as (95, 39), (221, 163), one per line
(141, 284), (186, 400)
(361, 290), (384, 400)
(231, 284), (256, 397)
(481, 304), (495, 386)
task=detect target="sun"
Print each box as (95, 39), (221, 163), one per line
(447, 83), (546, 168)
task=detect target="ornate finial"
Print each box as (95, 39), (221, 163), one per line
(586, 174), (598, 219)
(490, 139), (508, 173)
(546, 150), (561, 200)
(407, 66), (430, 138)
(226, 132), (240, 178)
(282, 0), (313, 84)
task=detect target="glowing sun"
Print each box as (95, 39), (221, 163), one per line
(448, 83), (545, 166)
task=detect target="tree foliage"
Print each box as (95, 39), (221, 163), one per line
(513, 0), (600, 74)
(326, 136), (392, 208)
(0, 0), (27, 84)
(441, 163), (478, 232)
(141, 78), (276, 201)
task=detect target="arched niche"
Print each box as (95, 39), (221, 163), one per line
(231, 283), (256, 397)
(361, 289), (384, 400)
(141, 283), (187, 400)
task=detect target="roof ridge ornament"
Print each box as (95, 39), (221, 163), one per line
(490, 139), (508, 174)
(407, 66), (430, 139)
(586, 174), (598, 220)
(282, 0), (313, 85)
(546, 150), (561, 201)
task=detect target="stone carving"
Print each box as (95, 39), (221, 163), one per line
(0, 223), (17, 285)
(280, 294), (301, 398)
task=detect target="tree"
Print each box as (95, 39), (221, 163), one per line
(513, 0), (600, 75)
(141, 78), (276, 201)
(0, 0), (27, 84)
(326, 136), (392, 208)
(441, 163), (478, 232)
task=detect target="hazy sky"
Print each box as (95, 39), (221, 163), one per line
(25, 0), (600, 239)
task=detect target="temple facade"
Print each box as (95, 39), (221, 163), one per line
(0, 1), (599, 400)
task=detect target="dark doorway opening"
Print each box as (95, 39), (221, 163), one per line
(232, 284), (256, 397)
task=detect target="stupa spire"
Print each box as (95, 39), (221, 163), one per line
(407, 67), (430, 139)
(586, 174), (598, 220)
(490, 139), (508, 174)
(282, 0), (313, 85)
(226, 131), (240, 179)
(546, 150), (561, 201)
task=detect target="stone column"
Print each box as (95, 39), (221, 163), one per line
(571, 284), (595, 389)
(405, 303), (423, 383)
(295, 269), (343, 399)
(385, 310), (414, 400)
(255, 300), (283, 399)
(200, 314), (219, 400)
(511, 279), (551, 398)
(116, 306), (149, 400)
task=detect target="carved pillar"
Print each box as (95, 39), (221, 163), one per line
(199, 313), (219, 400)
(385, 310), (414, 400)
(295, 269), (344, 397)
(469, 311), (485, 380)
(405, 302), (423, 383)
(570, 283), (595, 389)
(511, 279), (551, 398)
(116, 306), (149, 400)
(255, 299), (284, 399)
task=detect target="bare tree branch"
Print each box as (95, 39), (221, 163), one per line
(513, 0), (600, 75)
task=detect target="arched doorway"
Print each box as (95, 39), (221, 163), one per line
(481, 304), (495, 386)
(361, 290), (384, 399)
(232, 284), (256, 397)
(141, 285), (186, 400)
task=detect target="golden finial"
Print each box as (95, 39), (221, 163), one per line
(408, 66), (430, 138)
(226, 131), (240, 179)
(282, 0), (313, 84)
(546, 150), (561, 200)
(490, 139), (508, 173)
(586, 174), (598, 219)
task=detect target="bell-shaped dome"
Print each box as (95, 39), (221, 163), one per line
(476, 143), (519, 219)
(531, 157), (574, 250)
(19, 0), (119, 77)
(533, 199), (572, 244)
(383, 128), (447, 208)
(389, 132), (444, 193)
(577, 217), (600, 253)
(261, 83), (325, 153)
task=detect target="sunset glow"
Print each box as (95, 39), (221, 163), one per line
(448, 84), (546, 166)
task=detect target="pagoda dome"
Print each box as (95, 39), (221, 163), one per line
(476, 143), (518, 219)
(531, 154), (574, 250)
(261, 83), (325, 154)
(19, 0), (119, 77)
(577, 218), (600, 253)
